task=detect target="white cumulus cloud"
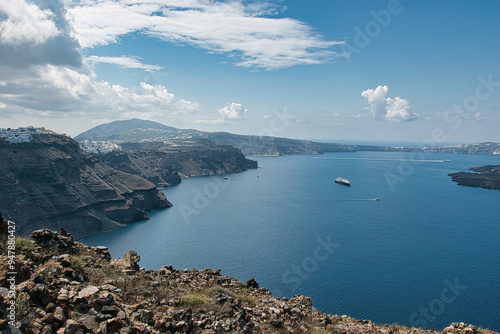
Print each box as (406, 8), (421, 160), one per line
(0, 0), (59, 45)
(196, 102), (248, 124)
(0, 65), (198, 121)
(361, 85), (418, 122)
(218, 102), (247, 120)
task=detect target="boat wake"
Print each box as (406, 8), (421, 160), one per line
(320, 157), (445, 163)
(338, 198), (381, 201)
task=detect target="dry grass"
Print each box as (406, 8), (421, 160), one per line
(178, 293), (210, 308)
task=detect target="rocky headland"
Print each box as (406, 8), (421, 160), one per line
(0, 128), (171, 239)
(448, 165), (500, 190)
(100, 140), (257, 187)
(0, 224), (496, 334)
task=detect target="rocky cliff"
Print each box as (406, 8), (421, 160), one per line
(448, 165), (500, 190)
(0, 129), (171, 239)
(101, 140), (258, 187)
(0, 228), (496, 334)
(199, 133), (354, 156)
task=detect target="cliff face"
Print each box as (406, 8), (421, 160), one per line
(202, 133), (354, 156)
(0, 131), (171, 238)
(449, 165), (500, 190)
(100, 141), (258, 187)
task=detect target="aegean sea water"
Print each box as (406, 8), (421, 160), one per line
(83, 151), (500, 331)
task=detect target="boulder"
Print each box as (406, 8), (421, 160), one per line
(78, 285), (99, 299)
(78, 314), (99, 331)
(111, 250), (141, 271)
(63, 319), (80, 334)
(246, 277), (259, 289)
(0, 211), (7, 235)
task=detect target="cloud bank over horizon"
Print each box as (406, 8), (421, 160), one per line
(361, 85), (418, 122)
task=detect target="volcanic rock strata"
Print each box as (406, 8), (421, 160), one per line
(0, 130), (171, 238)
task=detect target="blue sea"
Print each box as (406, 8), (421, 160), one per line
(83, 151), (500, 331)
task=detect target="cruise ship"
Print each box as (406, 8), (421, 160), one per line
(335, 177), (351, 186)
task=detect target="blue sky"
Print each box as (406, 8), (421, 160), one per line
(0, 0), (499, 143)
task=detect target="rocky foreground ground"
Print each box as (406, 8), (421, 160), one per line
(0, 223), (497, 334)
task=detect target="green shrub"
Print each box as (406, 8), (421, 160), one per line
(477, 329), (491, 334)
(389, 323), (405, 332)
(312, 329), (329, 334)
(234, 293), (256, 305)
(15, 291), (33, 323)
(70, 255), (85, 271)
(15, 237), (36, 256)
(235, 280), (246, 288)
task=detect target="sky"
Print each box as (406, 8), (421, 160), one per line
(0, 0), (499, 144)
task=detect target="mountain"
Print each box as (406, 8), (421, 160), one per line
(0, 127), (171, 238)
(449, 165), (500, 190)
(74, 118), (202, 142)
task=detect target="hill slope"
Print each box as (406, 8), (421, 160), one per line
(74, 119), (202, 142)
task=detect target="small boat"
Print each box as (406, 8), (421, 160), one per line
(223, 177), (229, 180)
(375, 198), (381, 201)
(442, 160), (451, 162)
(335, 177), (351, 186)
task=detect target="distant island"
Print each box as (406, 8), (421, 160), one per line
(449, 165), (500, 190)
